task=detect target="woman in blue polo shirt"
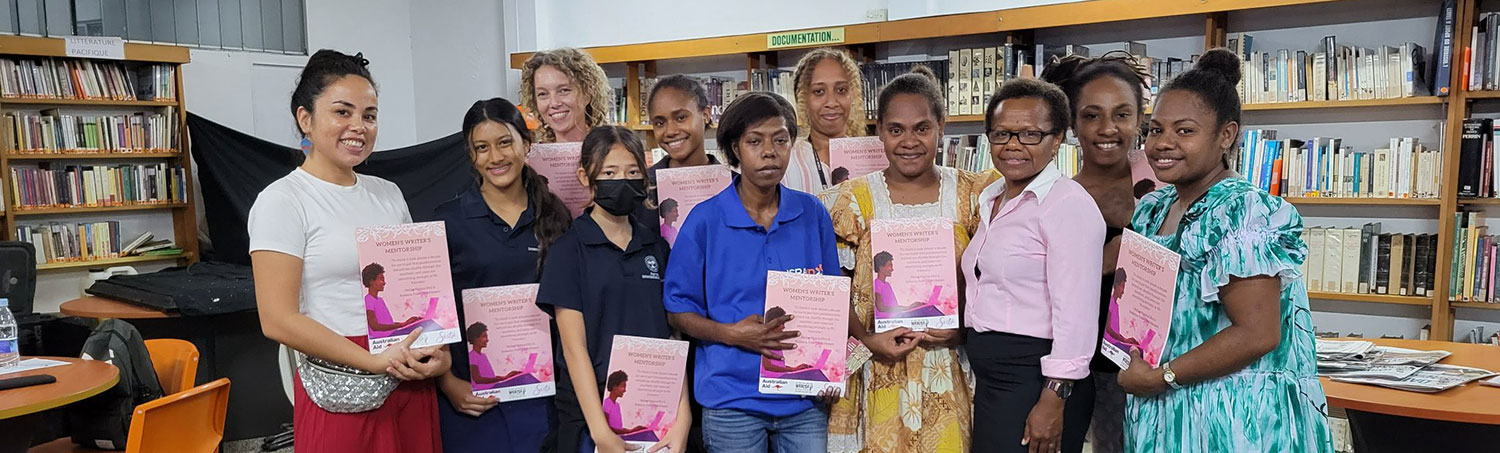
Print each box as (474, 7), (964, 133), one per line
(537, 125), (690, 453)
(662, 91), (842, 453)
(432, 98), (572, 452)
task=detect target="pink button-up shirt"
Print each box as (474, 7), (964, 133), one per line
(961, 166), (1105, 380)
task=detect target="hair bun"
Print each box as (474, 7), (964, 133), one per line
(908, 65), (940, 84)
(1193, 48), (1242, 85)
(1038, 54), (1087, 86)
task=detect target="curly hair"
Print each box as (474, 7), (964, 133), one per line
(1039, 51), (1151, 126)
(520, 48), (613, 143)
(360, 262), (383, 287)
(791, 47), (867, 139)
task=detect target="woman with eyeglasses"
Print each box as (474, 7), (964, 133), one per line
(960, 78), (1104, 453)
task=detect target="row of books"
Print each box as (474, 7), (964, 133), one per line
(863, 60), (951, 121)
(1226, 33), (1431, 104)
(0, 58), (177, 101)
(1457, 118), (1500, 198)
(15, 221), (178, 265)
(945, 43), (1091, 116)
(1467, 12), (1500, 92)
(748, 68), (796, 110)
(634, 76), (745, 126)
(1304, 224), (1438, 298)
(936, 134), (993, 174)
(4, 108), (179, 154)
(9, 163), (187, 209)
(1237, 131), (1440, 199)
(1452, 211), (1499, 303)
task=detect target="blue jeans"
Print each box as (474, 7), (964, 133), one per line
(701, 406), (828, 453)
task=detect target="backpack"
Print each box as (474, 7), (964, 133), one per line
(67, 319), (164, 450)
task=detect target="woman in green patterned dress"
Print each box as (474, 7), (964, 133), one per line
(1117, 48), (1333, 452)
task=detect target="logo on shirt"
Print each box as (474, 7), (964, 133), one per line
(782, 264), (824, 275)
(642, 255), (661, 280)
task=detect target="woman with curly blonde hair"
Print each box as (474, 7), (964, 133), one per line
(520, 48), (613, 143)
(782, 47), (867, 195)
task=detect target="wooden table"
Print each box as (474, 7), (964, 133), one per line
(1319, 338), (1500, 452)
(0, 357), (118, 453)
(59, 296), (172, 319)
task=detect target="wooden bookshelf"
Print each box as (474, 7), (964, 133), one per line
(0, 97), (178, 107)
(1458, 197), (1500, 205)
(0, 35), (198, 274)
(1241, 96), (1445, 111)
(36, 251), (194, 272)
(509, 0), (1486, 339)
(1308, 291), (1433, 307)
(10, 203), (188, 216)
(1284, 197), (1442, 206)
(1452, 302), (1500, 310)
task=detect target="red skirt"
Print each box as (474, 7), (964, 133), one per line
(292, 336), (441, 453)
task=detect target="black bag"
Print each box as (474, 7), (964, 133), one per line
(0, 241), (36, 318)
(67, 319), (163, 450)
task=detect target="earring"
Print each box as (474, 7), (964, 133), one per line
(300, 137), (313, 154)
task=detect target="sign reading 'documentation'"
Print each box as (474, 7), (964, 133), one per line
(766, 28), (845, 50)
(64, 36), (125, 60)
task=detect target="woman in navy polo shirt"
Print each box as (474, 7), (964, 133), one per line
(431, 98), (571, 452)
(662, 92), (842, 453)
(537, 125), (690, 453)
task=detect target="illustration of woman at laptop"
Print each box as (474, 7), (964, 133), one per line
(362, 262), (443, 339)
(465, 322), (529, 390)
(871, 251), (944, 317)
(759, 306), (828, 381)
(659, 198), (680, 244)
(1102, 268), (1151, 356)
(603, 370), (651, 439)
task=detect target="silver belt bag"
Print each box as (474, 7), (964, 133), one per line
(296, 353), (399, 413)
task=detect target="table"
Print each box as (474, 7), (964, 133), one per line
(59, 296), (172, 319)
(0, 357), (118, 453)
(1319, 338), (1500, 452)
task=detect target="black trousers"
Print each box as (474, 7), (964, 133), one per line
(967, 329), (1095, 453)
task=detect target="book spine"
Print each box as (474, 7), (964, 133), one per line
(1435, 0), (1455, 95)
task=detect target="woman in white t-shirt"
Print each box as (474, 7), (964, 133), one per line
(247, 49), (449, 453)
(782, 47), (868, 196)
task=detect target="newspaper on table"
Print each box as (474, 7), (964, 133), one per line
(1481, 375), (1500, 388)
(1318, 364), (1423, 380)
(1367, 346), (1452, 366)
(1315, 339), (1376, 360)
(1329, 364), (1498, 393)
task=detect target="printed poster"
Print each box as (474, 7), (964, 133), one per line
(655, 165), (732, 246)
(1128, 149), (1166, 199)
(1101, 229), (1181, 369)
(355, 221), (462, 353)
(528, 142), (590, 217)
(869, 218), (960, 332)
(759, 271), (851, 397)
(829, 136), (887, 184)
(460, 284), (555, 402)
(602, 335), (689, 451)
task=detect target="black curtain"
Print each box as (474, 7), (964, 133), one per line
(189, 113), (471, 265)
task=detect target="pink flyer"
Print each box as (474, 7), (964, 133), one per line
(759, 271), (850, 397)
(355, 221), (462, 353)
(829, 136), (887, 184)
(1101, 229), (1181, 369)
(460, 284), (555, 402)
(654, 164), (731, 246)
(528, 142), (589, 217)
(1128, 149), (1165, 199)
(869, 218), (959, 332)
(602, 335), (689, 450)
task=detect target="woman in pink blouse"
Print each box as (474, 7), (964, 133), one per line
(960, 78), (1105, 453)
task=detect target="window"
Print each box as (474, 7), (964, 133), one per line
(0, 0), (306, 54)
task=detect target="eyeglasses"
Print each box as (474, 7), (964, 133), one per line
(986, 129), (1053, 145)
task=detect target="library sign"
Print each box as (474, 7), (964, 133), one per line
(767, 27), (845, 50)
(64, 36), (125, 60)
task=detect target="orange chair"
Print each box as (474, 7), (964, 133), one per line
(31, 378), (231, 453)
(144, 339), (199, 395)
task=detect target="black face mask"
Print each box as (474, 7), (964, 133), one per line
(593, 179), (647, 216)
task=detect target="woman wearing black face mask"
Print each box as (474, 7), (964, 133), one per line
(536, 125), (687, 453)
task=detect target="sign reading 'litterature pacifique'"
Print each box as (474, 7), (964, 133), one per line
(766, 28), (845, 49)
(64, 36), (125, 60)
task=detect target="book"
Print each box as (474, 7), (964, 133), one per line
(1101, 230), (1181, 369)
(603, 335), (689, 450)
(1376, 233), (1392, 294)
(1403, 234), (1417, 296)
(1323, 228), (1343, 293)
(1341, 228), (1361, 294)
(1459, 119), (1488, 198)
(829, 136), (888, 183)
(119, 232), (153, 255)
(1359, 223), (1380, 294)
(460, 284), (556, 402)
(868, 218), (959, 332)
(654, 165), (731, 246)
(1308, 227), (1325, 290)
(527, 143), (590, 217)
(355, 221), (463, 353)
(1434, 0), (1456, 95)
(1389, 233), (1406, 296)
(759, 271), (851, 397)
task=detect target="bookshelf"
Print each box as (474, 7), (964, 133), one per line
(0, 35), (197, 273)
(513, 0), (1491, 340)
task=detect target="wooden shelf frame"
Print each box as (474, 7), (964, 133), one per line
(508, 0), (1489, 340)
(1307, 291), (1434, 307)
(1452, 302), (1500, 310)
(0, 35), (199, 273)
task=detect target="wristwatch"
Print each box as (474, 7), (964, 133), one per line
(1162, 361), (1183, 390)
(1044, 379), (1073, 400)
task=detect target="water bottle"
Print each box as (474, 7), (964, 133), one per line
(0, 298), (18, 369)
